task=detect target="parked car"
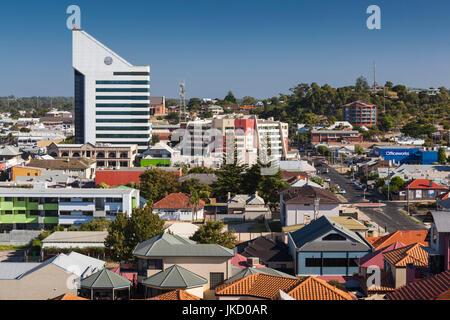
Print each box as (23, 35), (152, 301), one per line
(324, 178), (331, 182)
(338, 189), (346, 194)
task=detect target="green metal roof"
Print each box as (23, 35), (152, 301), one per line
(133, 233), (234, 258)
(80, 269), (131, 289)
(142, 264), (207, 289)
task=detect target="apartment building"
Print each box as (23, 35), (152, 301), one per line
(47, 142), (138, 168)
(311, 129), (363, 144)
(342, 101), (378, 127)
(72, 27), (151, 152)
(0, 187), (140, 231)
(175, 114), (289, 167)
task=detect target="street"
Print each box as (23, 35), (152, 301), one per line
(322, 164), (427, 233)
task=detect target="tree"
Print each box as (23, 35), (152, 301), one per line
(258, 168), (290, 205)
(105, 207), (164, 262)
(223, 91), (237, 104)
(80, 218), (112, 231)
(180, 178), (211, 202)
(190, 221), (237, 249)
(354, 144), (364, 155)
(316, 145), (330, 156)
(438, 147), (447, 164)
(242, 96), (258, 106)
(104, 213), (131, 261)
(150, 134), (160, 146)
(188, 190), (202, 221)
(187, 98), (202, 110)
(128, 206), (165, 247)
(139, 169), (180, 202)
(355, 76), (370, 91)
(382, 176), (406, 195)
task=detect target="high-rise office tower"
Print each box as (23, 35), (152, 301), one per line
(72, 28), (151, 152)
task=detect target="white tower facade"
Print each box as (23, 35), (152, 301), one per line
(72, 28), (151, 152)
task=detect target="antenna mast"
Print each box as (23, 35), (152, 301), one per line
(179, 82), (186, 122)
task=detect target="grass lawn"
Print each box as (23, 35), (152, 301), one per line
(247, 223), (268, 232)
(0, 245), (26, 251)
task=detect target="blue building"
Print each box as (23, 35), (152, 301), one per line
(287, 216), (373, 276)
(372, 147), (438, 165)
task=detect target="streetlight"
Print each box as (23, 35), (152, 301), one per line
(313, 197), (320, 220)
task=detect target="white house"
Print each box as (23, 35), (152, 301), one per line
(279, 186), (341, 227)
(152, 192), (205, 221)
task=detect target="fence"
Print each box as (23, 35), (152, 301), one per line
(233, 232), (284, 243)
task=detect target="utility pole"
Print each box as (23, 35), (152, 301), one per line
(407, 184), (410, 215)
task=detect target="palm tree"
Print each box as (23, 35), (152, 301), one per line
(188, 190), (201, 221)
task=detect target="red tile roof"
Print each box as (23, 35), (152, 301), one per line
(50, 293), (88, 300)
(358, 242), (405, 269)
(405, 179), (448, 190)
(366, 230), (428, 250)
(152, 192), (205, 210)
(387, 270), (450, 300)
(383, 243), (429, 267)
(215, 273), (355, 300)
(150, 289), (201, 300)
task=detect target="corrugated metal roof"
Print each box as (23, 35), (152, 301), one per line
(431, 211), (450, 233)
(0, 263), (40, 280)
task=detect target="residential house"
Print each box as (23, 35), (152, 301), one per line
(394, 179), (448, 201)
(366, 230), (428, 250)
(215, 273), (356, 300)
(26, 158), (96, 180)
(0, 252), (105, 300)
(235, 236), (294, 273)
(133, 233), (234, 298)
(152, 192), (205, 221)
(386, 270), (450, 300)
(383, 243), (429, 288)
(427, 211), (450, 273)
(226, 193), (271, 221)
(279, 186), (341, 227)
(287, 216), (373, 276)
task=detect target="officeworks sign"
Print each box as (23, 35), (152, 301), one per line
(376, 148), (420, 162)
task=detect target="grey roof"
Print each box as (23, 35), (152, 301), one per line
(178, 173), (218, 185)
(0, 146), (21, 156)
(280, 186), (341, 205)
(228, 194), (265, 207)
(431, 211), (450, 233)
(0, 263), (40, 280)
(80, 269), (131, 289)
(437, 198), (450, 210)
(142, 264), (207, 289)
(42, 231), (108, 243)
(226, 267), (296, 283)
(289, 216), (373, 252)
(133, 233), (234, 258)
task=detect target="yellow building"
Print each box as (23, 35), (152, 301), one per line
(11, 166), (41, 181)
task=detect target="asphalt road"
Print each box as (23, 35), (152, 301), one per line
(320, 164), (427, 233)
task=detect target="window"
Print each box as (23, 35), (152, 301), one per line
(17, 210), (25, 215)
(4, 197), (12, 201)
(96, 80), (149, 85)
(209, 272), (224, 289)
(4, 211), (13, 215)
(16, 197), (25, 201)
(322, 233), (347, 241)
(305, 258), (322, 267)
(323, 258), (347, 267)
(30, 210), (39, 216)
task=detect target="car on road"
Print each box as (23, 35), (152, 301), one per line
(322, 168), (329, 174)
(338, 189), (346, 194)
(324, 178), (331, 182)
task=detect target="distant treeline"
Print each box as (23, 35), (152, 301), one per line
(0, 96), (74, 118)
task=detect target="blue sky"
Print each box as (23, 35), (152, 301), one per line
(0, 0), (449, 99)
